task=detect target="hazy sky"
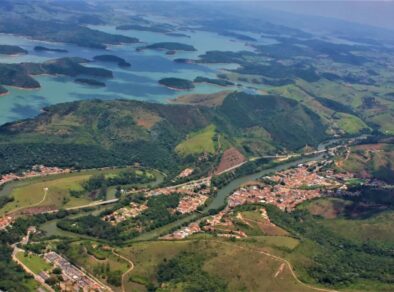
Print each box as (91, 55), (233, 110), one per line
(229, 1), (394, 31)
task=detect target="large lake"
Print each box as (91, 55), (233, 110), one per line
(0, 26), (277, 125)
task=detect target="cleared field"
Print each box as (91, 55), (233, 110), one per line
(120, 240), (190, 288)
(16, 252), (51, 274)
(338, 143), (394, 182)
(175, 124), (216, 156)
(0, 167), (155, 216)
(321, 210), (394, 244)
(299, 197), (351, 219)
(335, 113), (369, 135)
(215, 147), (246, 174)
(119, 238), (319, 292)
(65, 241), (129, 291)
(203, 241), (316, 292)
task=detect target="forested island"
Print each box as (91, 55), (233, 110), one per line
(159, 77), (195, 90)
(219, 31), (257, 42)
(0, 57), (112, 89)
(116, 24), (170, 33)
(0, 85), (7, 95)
(139, 42), (196, 52)
(194, 76), (234, 87)
(0, 45), (27, 55)
(34, 46), (68, 53)
(0, 16), (138, 49)
(93, 55), (131, 67)
(75, 78), (106, 87)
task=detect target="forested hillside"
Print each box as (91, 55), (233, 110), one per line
(0, 92), (328, 175)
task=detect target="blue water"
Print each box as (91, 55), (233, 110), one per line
(0, 27), (268, 125)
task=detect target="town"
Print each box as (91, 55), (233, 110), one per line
(165, 160), (357, 239)
(0, 165), (71, 187)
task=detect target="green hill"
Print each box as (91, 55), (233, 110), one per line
(0, 92), (328, 175)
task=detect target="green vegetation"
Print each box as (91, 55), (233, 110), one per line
(16, 252), (51, 274)
(0, 16), (138, 49)
(176, 124), (217, 156)
(0, 215), (60, 291)
(157, 251), (227, 291)
(75, 78), (106, 87)
(116, 24), (171, 33)
(141, 42), (196, 51)
(58, 241), (129, 288)
(0, 172), (93, 215)
(0, 85), (7, 95)
(34, 46), (68, 53)
(266, 196), (394, 290)
(0, 92), (328, 176)
(0, 45), (27, 55)
(93, 55), (131, 67)
(0, 167), (154, 216)
(159, 77), (195, 90)
(57, 193), (182, 242)
(0, 57), (112, 89)
(119, 239), (317, 292)
(193, 76), (234, 87)
(335, 112), (370, 135)
(338, 143), (394, 183)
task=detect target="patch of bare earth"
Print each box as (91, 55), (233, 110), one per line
(133, 109), (161, 129)
(10, 205), (57, 217)
(215, 147), (246, 174)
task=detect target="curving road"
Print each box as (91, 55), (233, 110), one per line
(112, 249), (135, 292)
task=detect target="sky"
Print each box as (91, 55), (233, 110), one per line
(254, 1), (394, 31)
(161, 0), (394, 31)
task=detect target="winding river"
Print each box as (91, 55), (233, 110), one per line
(36, 136), (361, 242)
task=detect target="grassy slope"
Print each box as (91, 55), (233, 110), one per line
(338, 143), (394, 182)
(65, 241), (129, 290)
(119, 239), (316, 292)
(0, 168), (125, 216)
(16, 252), (51, 274)
(175, 124), (216, 156)
(267, 200), (394, 291)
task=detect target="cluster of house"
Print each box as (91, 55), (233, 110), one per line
(102, 202), (148, 225)
(176, 194), (208, 214)
(147, 177), (211, 197)
(228, 162), (349, 211)
(162, 222), (201, 240)
(0, 216), (12, 230)
(163, 161), (358, 240)
(44, 252), (105, 292)
(0, 165), (71, 186)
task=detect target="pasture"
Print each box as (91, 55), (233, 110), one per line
(175, 124), (216, 156)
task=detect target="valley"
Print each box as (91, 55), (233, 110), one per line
(0, 1), (393, 291)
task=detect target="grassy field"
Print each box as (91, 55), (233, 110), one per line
(299, 197), (351, 219)
(335, 113), (369, 135)
(16, 252), (51, 274)
(0, 167), (163, 216)
(175, 124), (216, 156)
(118, 239), (316, 292)
(321, 210), (394, 244)
(337, 143), (394, 182)
(64, 241), (129, 291)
